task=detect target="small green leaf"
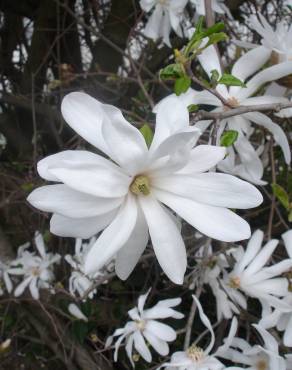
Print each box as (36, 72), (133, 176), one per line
(159, 64), (184, 80)
(218, 73), (246, 87)
(140, 124), (154, 148)
(21, 182), (34, 192)
(204, 32), (228, 49)
(203, 22), (225, 37)
(220, 130), (239, 147)
(271, 183), (290, 210)
(174, 76), (191, 96)
(187, 104), (199, 113)
(210, 69), (220, 84)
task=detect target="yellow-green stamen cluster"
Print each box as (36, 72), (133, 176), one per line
(130, 175), (151, 196)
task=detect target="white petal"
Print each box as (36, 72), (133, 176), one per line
(153, 172), (262, 209)
(28, 184), (123, 218)
(68, 303), (88, 321)
(145, 320), (176, 341)
(125, 334), (135, 367)
(282, 230), (292, 258)
(101, 104), (148, 175)
(14, 276), (33, 297)
(236, 62), (292, 101)
(150, 96), (189, 153)
(283, 316), (292, 347)
(138, 288), (152, 315)
(178, 145), (227, 174)
(243, 239), (278, 276)
(61, 92), (109, 153)
(143, 5), (163, 41)
(50, 210), (116, 239)
(34, 231), (46, 258)
(252, 324), (279, 353)
(115, 204), (149, 280)
(133, 331), (152, 362)
(155, 189), (251, 242)
(143, 329), (169, 355)
(29, 277), (39, 300)
(84, 195), (138, 275)
(233, 229), (264, 274)
(244, 112), (291, 164)
(139, 195), (186, 284)
(229, 46), (271, 96)
(192, 294), (215, 355)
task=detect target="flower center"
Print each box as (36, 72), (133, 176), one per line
(229, 276), (241, 289)
(135, 319), (146, 331)
(224, 97), (240, 110)
(130, 175), (151, 196)
(31, 266), (40, 276)
(158, 0), (169, 5)
(256, 359), (268, 370)
(187, 344), (205, 362)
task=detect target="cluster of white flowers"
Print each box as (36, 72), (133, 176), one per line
(0, 232), (60, 299)
(139, 0), (231, 46)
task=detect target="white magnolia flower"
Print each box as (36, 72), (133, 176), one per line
(220, 325), (287, 370)
(28, 92), (263, 284)
(106, 289), (184, 366)
(159, 295), (238, 370)
(191, 0), (231, 17)
(65, 237), (102, 299)
(9, 232), (61, 299)
(140, 0), (188, 46)
(68, 303), (88, 322)
(191, 45), (292, 184)
(249, 13), (292, 63)
(221, 229), (292, 311)
(258, 230), (292, 347)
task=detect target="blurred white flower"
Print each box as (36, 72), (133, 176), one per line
(106, 288), (184, 366)
(258, 230), (292, 347)
(191, 45), (292, 184)
(28, 92), (263, 284)
(159, 295), (238, 370)
(219, 324), (287, 370)
(249, 13), (292, 63)
(140, 0), (188, 46)
(221, 229), (292, 311)
(65, 237), (102, 299)
(9, 232), (61, 300)
(191, 0), (231, 18)
(68, 303), (88, 322)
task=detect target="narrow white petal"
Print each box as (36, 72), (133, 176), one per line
(84, 195), (138, 275)
(14, 276), (33, 297)
(50, 210), (116, 239)
(29, 278), (39, 300)
(282, 230), (292, 259)
(153, 173), (262, 209)
(68, 303), (88, 321)
(155, 189), (251, 242)
(115, 204), (149, 280)
(133, 331), (152, 362)
(28, 184), (123, 218)
(139, 195), (187, 284)
(143, 329), (169, 355)
(145, 320), (176, 341)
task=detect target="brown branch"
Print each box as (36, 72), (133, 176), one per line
(192, 101), (292, 123)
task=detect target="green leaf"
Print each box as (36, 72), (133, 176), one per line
(140, 124), (154, 147)
(210, 69), (220, 84)
(187, 104), (199, 113)
(203, 22), (225, 37)
(204, 32), (228, 48)
(21, 182), (34, 192)
(220, 130), (239, 147)
(174, 76), (191, 96)
(71, 321), (89, 344)
(218, 73), (246, 87)
(271, 183), (290, 210)
(159, 63), (184, 80)
(289, 209), (292, 223)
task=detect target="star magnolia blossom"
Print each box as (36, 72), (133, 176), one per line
(248, 13), (292, 63)
(9, 232), (61, 300)
(65, 237), (102, 299)
(221, 229), (292, 311)
(191, 0), (231, 17)
(28, 92), (263, 284)
(258, 230), (292, 347)
(190, 45), (292, 184)
(106, 289), (184, 366)
(220, 325), (286, 370)
(159, 295), (238, 370)
(140, 0), (188, 47)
